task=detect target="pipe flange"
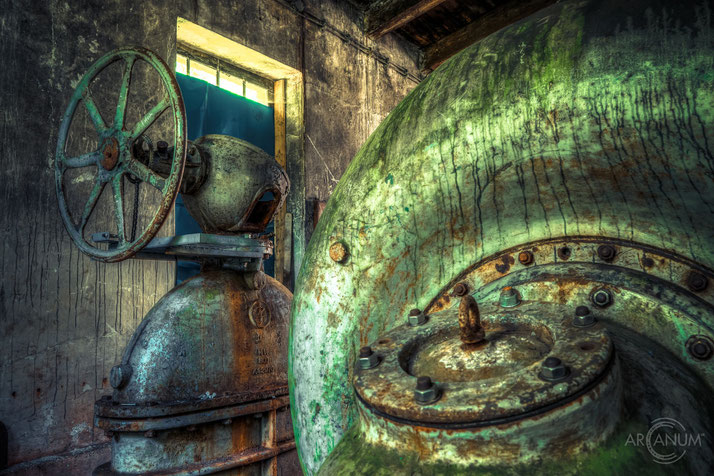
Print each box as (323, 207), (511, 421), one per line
(354, 300), (612, 426)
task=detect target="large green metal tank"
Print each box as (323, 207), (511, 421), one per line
(289, 0), (714, 474)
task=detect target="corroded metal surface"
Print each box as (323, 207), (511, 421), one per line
(354, 301), (612, 424)
(289, 0), (714, 472)
(95, 396), (297, 475)
(425, 238), (714, 388)
(430, 238), (714, 314)
(133, 233), (274, 262)
(109, 269), (290, 409)
(355, 363), (620, 467)
(94, 270), (300, 475)
(181, 135), (290, 234)
(326, 241), (714, 473)
(457, 295), (484, 344)
(55, 46), (187, 263)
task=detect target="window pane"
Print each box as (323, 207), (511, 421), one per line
(219, 71), (244, 97)
(176, 54), (188, 75)
(189, 60), (217, 85)
(245, 82), (269, 106)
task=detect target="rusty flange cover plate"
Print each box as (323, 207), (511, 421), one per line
(354, 301), (612, 425)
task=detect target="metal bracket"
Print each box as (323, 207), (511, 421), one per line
(134, 233), (273, 261)
(91, 232), (119, 250)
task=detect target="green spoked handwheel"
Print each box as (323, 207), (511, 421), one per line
(54, 46), (186, 263)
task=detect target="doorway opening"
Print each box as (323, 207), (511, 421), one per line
(174, 18), (303, 287)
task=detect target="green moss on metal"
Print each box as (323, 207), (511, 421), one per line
(319, 420), (690, 475)
(290, 0), (714, 472)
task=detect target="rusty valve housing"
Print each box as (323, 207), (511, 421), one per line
(94, 269), (299, 475)
(93, 116), (297, 474)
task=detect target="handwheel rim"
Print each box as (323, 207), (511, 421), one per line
(54, 46), (186, 263)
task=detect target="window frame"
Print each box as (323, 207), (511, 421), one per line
(176, 45), (275, 106)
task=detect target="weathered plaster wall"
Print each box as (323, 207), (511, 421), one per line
(0, 0), (419, 473)
(0, 2), (177, 473)
(179, 0), (421, 215)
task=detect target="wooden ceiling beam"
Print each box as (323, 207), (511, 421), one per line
(422, 0), (557, 72)
(365, 0), (449, 39)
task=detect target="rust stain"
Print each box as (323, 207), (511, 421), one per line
(494, 254), (515, 274)
(100, 137), (119, 170)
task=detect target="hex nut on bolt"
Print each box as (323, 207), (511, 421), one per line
(408, 308), (426, 326)
(597, 245), (617, 262)
(573, 305), (595, 327)
(499, 287), (520, 307)
(518, 250), (534, 266)
(452, 282), (469, 297)
(414, 376), (441, 405)
(591, 288), (612, 308)
(358, 346), (380, 369)
(110, 364), (132, 389)
(539, 357), (569, 381)
(687, 336), (713, 360)
(687, 272), (708, 292)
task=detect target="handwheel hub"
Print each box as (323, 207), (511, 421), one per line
(101, 137), (120, 171)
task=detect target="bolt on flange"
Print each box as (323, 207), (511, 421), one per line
(408, 308), (426, 326)
(329, 242), (349, 263)
(591, 288), (612, 308)
(518, 250), (534, 266)
(687, 271), (708, 292)
(573, 306), (596, 327)
(452, 282), (469, 297)
(538, 357), (569, 382)
(358, 346), (380, 369)
(686, 335), (713, 360)
(499, 286), (520, 307)
(110, 364), (132, 389)
(414, 376), (441, 405)
(597, 244), (617, 262)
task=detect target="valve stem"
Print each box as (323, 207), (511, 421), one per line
(459, 295), (485, 344)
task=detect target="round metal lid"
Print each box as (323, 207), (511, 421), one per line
(354, 299), (612, 425)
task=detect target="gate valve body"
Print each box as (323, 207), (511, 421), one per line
(54, 46), (297, 475)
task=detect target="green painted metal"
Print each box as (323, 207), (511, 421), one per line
(326, 244), (714, 473)
(289, 0), (714, 473)
(317, 418), (689, 476)
(55, 47), (187, 262)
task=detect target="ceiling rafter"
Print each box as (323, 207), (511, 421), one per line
(421, 0), (558, 71)
(365, 0), (449, 39)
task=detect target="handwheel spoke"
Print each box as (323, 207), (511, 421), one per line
(82, 90), (107, 133)
(114, 56), (135, 130)
(127, 159), (166, 190)
(111, 177), (126, 243)
(130, 97), (169, 140)
(77, 180), (106, 233)
(63, 150), (101, 169)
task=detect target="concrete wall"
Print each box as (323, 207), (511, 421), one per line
(0, 0), (419, 473)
